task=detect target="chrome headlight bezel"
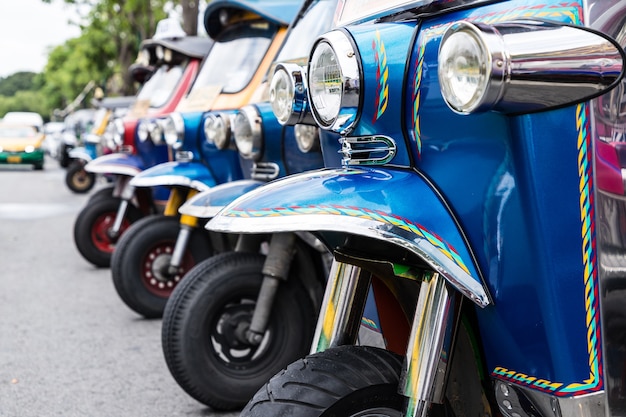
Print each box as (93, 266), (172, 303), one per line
(233, 105), (263, 160)
(269, 63), (310, 125)
(307, 30), (361, 134)
(163, 112), (184, 147)
(437, 21), (505, 114)
(203, 113), (232, 150)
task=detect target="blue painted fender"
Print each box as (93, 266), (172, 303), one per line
(179, 179), (265, 219)
(85, 153), (144, 176)
(207, 167), (490, 306)
(129, 161), (217, 191)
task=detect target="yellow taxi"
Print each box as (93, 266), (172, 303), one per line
(0, 122), (46, 170)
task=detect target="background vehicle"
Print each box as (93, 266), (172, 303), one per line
(204, 1), (626, 416)
(0, 121), (45, 170)
(109, 0), (302, 319)
(72, 22), (213, 268)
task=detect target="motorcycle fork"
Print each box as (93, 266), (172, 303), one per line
(245, 232), (296, 345)
(167, 189), (199, 274)
(310, 259), (461, 417)
(108, 176), (134, 240)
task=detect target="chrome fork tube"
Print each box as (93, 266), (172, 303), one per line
(310, 260), (371, 353)
(108, 198), (129, 239)
(402, 273), (459, 417)
(167, 226), (192, 274)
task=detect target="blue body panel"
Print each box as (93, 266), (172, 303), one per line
(209, 0), (604, 399)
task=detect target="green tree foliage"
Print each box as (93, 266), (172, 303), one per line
(2, 1), (200, 120)
(0, 72), (39, 97)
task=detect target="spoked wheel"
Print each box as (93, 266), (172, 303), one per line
(73, 197), (142, 267)
(111, 215), (214, 319)
(241, 345), (404, 417)
(65, 161), (95, 193)
(162, 251), (320, 411)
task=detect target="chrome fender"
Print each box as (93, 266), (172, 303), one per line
(85, 153), (144, 176)
(129, 161), (216, 192)
(179, 179), (265, 219)
(68, 147), (92, 162)
(208, 167), (489, 306)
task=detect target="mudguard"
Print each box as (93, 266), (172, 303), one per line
(179, 179), (265, 219)
(68, 147), (93, 163)
(208, 167), (490, 306)
(129, 161), (216, 192)
(85, 153), (144, 176)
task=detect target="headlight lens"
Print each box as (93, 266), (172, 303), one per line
(270, 68), (295, 125)
(137, 121), (149, 142)
(113, 118), (125, 145)
(294, 124), (319, 153)
(25, 145), (35, 153)
(233, 106), (262, 160)
(308, 31), (360, 134)
(163, 112), (184, 146)
(438, 23), (490, 113)
(203, 113), (231, 149)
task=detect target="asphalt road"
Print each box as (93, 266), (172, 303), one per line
(0, 157), (240, 417)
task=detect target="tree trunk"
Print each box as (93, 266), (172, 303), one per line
(180, 0), (199, 36)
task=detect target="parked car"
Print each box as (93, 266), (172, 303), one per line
(0, 121), (45, 170)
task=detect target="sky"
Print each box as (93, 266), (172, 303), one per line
(0, 0), (82, 78)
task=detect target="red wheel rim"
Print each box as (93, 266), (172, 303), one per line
(90, 212), (132, 253)
(140, 241), (195, 298)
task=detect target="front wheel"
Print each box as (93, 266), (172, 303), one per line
(241, 345), (404, 417)
(65, 161), (95, 193)
(162, 251), (319, 411)
(73, 197), (142, 267)
(111, 215), (214, 319)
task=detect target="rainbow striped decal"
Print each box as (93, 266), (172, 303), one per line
(410, 2), (584, 157)
(492, 103), (603, 396)
(225, 204), (471, 275)
(373, 30), (389, 122)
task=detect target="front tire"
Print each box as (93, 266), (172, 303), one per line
(66, 161), (95, 193)
(162, 251), (320, 411)
(111, 215), (214, 319)
(73, 197), (142, 267)
(241, 345), (404, 417)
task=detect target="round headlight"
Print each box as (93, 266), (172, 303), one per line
(137, 121), (149, 142)
(163, 112), (184, 146)
(149, 121), (164, 145)
(25, 145), (35, 153)
(438, 21), (506, 114)
(294, 124), (319, 153)
(113, 118), (125, 145)
(155, 45), (164, 61)
(233, 106), (262, 160)
(270, 68), (295, 125)
(308, 31), (361, 134)
(203, 113), (231, 149)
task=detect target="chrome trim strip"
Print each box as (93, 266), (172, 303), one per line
(251, 162), (280, 181)
(493, 379), (605, 417)
(340, 136), (397, 166)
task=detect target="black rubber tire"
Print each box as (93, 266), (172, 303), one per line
(73, 197), (142, 268)
(33, 162), (44, 170)
(241, 345), (404, 417)
(162, 251), (319, 411)
(111, 215), (214, 318)
(65, 161), (95, 194)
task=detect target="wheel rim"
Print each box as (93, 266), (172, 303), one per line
(90, 212), (131, 253)
(210, 298), (273, 368)
(71, 170), (93, 190)
(140, 241), (195, 298)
